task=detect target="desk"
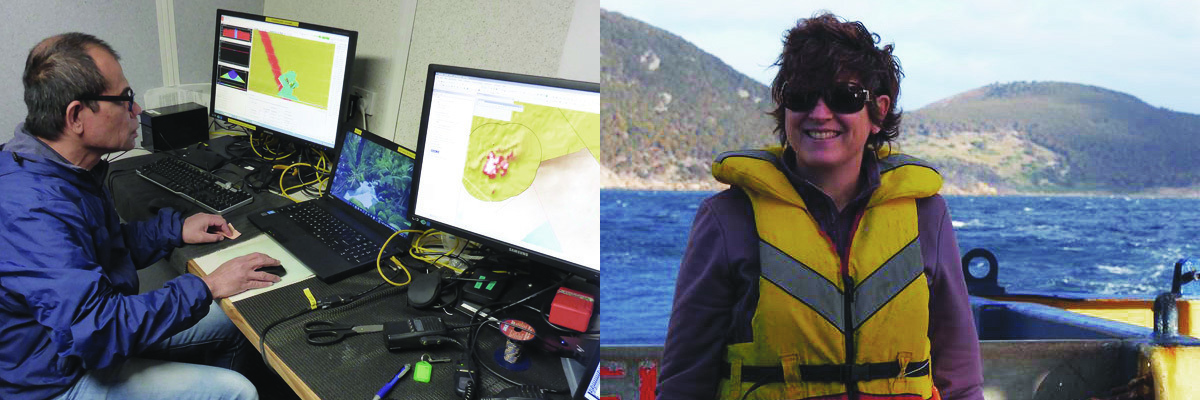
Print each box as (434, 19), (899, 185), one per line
(109, 140), (589, 400)
(185, 256), (578, 400)
(107, 138), (294, 276)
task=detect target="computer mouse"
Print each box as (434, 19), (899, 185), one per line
(257, 265), (287, 277)
(407, 270), (442, 308)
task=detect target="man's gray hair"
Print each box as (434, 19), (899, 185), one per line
(23, 33), (120, 141)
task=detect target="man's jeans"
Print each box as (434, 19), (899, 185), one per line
(52, 303), (259, 400)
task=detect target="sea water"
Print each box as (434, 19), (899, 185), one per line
(601, 190), (1200, 345)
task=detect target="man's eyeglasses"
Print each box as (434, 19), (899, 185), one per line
(782, 82), (871, 114)
(77, 88), (136, 112)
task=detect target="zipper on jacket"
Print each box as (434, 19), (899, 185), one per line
(842, 210), (866, 400)
(843, 273), (856, 400)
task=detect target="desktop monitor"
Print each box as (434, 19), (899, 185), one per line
(209, 9), (357, 150)
(409, 65), (600, 282)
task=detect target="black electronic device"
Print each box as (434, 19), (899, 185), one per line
(461, 272), (510, 305)
(135, 156), (254, 214)
(483, 385), (550, 400)
(536, 334), (586, 359)
(248, 128), (419, 282)
(407, 270), (443, 308)
(409, 65), (601, 283)
(209, 9), (357, 151)
(177, 146), (229, 171)
(384, 316), (449, 351)
(139, 102), (209, 151)
(454, 359), (479, 399)
(256, 265), (287, 277)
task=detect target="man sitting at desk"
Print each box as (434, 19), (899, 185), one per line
(0, 33), (283, 399)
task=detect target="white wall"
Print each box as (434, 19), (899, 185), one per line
(263, 0), (418, 147)
(174, 0), (267, 85)
(262, 0), (598, 148)
(559, 0), (600, 83)
(393, 0), (589, 148)
(0, 0), (264, 144)
(0, 0), (161, 144)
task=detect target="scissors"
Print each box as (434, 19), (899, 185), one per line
(303, 320), (384, 345)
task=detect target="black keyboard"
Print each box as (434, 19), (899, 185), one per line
(135, 156), (253, 214)
(280, 202), (379, 264)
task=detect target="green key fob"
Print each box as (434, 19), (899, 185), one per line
(414, 360), (432, 383)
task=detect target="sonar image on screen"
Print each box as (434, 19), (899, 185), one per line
(331, 133), (414, 232)
(217, 65), (249, 90)
(461, 103), (599, 202)
(248, 31), (336, 110)
(457, 101), (599, 257)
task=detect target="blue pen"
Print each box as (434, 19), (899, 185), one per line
(372, 363), (411, 400)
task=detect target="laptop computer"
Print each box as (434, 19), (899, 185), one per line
(249, 128), (417, 282)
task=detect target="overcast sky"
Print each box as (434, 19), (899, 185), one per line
(602, 0), (1200, 115)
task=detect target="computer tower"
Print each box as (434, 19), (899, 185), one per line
(139, 102), (209, 151)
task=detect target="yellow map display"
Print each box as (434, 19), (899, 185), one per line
(462, 103), (600, 202)
(248, 31), (335, 110)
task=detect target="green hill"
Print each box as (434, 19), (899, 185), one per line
(601, 9), (775, 188)
(899, 82), (1200, 193)
(601, 10), (1200, 194)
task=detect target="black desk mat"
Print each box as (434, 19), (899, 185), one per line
(109, 139), (576, 399)
(233, 269), (572, 400)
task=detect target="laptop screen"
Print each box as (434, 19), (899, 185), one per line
(329, 130), (416, 235)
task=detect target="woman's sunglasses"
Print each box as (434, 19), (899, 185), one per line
(782, 82), (872, 114)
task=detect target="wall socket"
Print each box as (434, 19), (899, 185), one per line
(351, 86), (376, 117)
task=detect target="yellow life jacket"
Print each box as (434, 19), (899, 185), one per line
(710, 146), (943, 400)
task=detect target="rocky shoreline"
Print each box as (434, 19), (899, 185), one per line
(601, 168), (1006, 194)
(601, 169), (1200, 198)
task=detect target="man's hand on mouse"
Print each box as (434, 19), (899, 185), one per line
(182, 213), (234, 244)
(201, 252), (283, 299)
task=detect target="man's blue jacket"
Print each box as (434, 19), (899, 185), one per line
(0, 126), (213, 399)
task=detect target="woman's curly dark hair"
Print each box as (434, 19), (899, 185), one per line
(770, 12), (904, 151)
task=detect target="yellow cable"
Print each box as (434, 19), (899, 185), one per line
(248, 133), (270, 159)
(285, 151), (328, 192)
(316, 150), (330, 173)
(313, 150), (330, 197)
(407, 229), (467, 273)
(409, 230), (438, 261)
(377, 229), (426, 286)
(278, 163), (322, 202)
(278, 164), (299, 202)
(283, 177), (327, 194)
(268, 138), (293, 158)
(249, 131), (295, 161)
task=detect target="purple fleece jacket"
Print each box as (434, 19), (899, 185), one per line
(657, 151), (984, 400)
